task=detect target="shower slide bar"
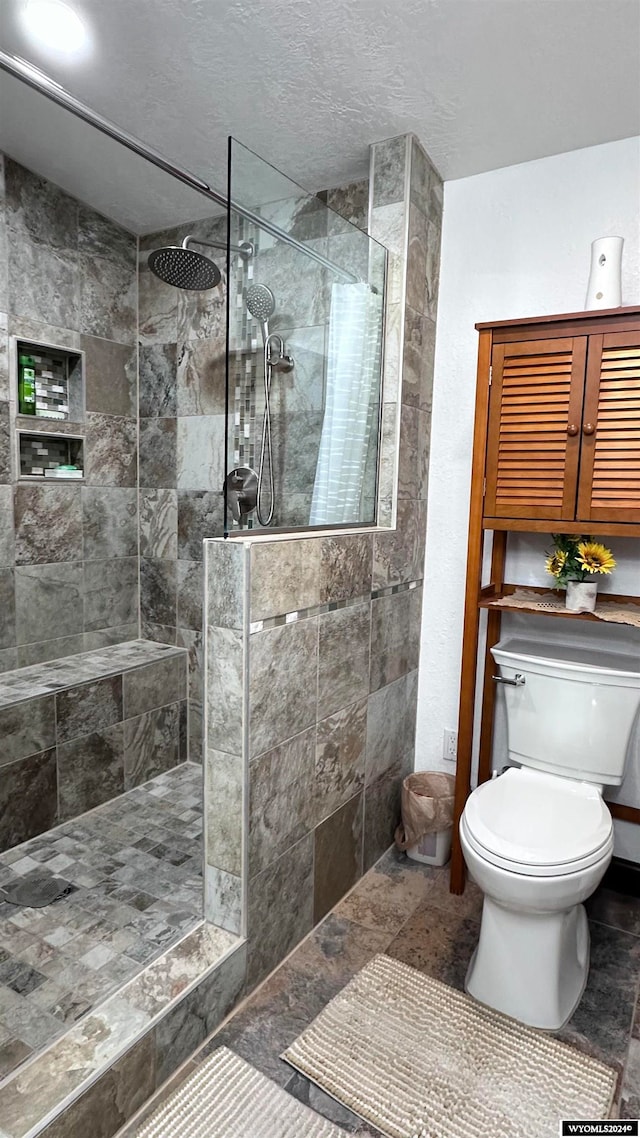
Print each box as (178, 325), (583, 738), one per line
(0, 51), (360, 284)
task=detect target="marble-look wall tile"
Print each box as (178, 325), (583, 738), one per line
(406, 203), (428, 314)
(249, 619), (318, 758)
(206, 747), (243, 877)
(205, 866), (242, 935)
(8, 229), (80, 330)
(18, 632), (85, 666)
(402, 307), (435, 411)
(372, 498), (426, 589)
(177, 627), (203, 761)
(154, 944), (247, 1085)
(313, 792), (363, 922)
(207, 626), (244, 756)
(58, 723), (125, 819)
(317, 603), (370, 720)
(178, 490), (224, 560)
(205, 540), (246, 630)
(122, 653), (187, 719)
(371, 136), (409, 208)
(365, 670), (419, 785)
(82, 487), (138, 560)
(324, 180), (369, 233)
(56, 675), (123, 744)
(425, 217), (442, 322)
(14, 484), (82, 565)
(86, 413), (137, 487)
(363, 763), (402, 872)
(139, 418), (177, 489)
(139, 343), (177, 418)
(0, 401), (9, 484)
(319, 534), (373, 603)
(0, 748), (58, 850)
(177, 414), (225, 492)
(177, 272), (227, 343)
(39, 1030), (156, 1138)
(5, 160), (77, 245)
(84, 557), (138, 632)
(16, 561), (83, 644)
(139, 488), (178, 560)
(370, 590), (417, 692)
(78, 205), (136, 268)
(141, 557), (177, 628)
(0, 695), (56, 766)
(80, 254), (136, 346)
(247, 832), (314, 987)
(177, 560), (203, 632)
(177, 335), (226, 416)
(0, 484), (14, 564)
(82, 334), (136, 418)
(315, 697), (366, 823)
(124, 702), (181, 788)
(138, 260), (178, 346)
(268, 325), (326, 417)
(249, 727), (316, 877)
(0, 311), (9, 402)
(250, 539), (321, 621)
(0, 566), (15, 649)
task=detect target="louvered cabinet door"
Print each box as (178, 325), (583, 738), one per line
(484, 337), (588, 520)
(577, 331), (640, 523)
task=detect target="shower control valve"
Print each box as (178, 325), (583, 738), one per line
(223, 467), (258, 522)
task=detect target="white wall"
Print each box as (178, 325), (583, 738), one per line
(416, 136), (640, 853)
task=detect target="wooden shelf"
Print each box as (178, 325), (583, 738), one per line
(479, 584), (640, 627)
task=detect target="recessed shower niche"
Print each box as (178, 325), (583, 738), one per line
(13, 337), (84, 422)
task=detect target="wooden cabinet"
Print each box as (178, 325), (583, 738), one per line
(451, 306), (640, 896)
(482, 309), (640, 532)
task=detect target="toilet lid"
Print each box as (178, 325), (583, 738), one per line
(463, 767), (613, 873)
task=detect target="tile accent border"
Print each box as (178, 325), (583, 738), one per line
(248, 577), (423, 633)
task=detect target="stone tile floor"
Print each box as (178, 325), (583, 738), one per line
(120, 848), (640, 1136)
(0, 762), (202, 1080)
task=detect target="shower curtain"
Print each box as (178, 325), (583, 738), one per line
(310, 282), (382, 526)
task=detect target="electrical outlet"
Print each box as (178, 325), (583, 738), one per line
(443, 729), (457, 763)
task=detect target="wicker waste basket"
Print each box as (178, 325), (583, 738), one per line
(394, 771), (455, 866)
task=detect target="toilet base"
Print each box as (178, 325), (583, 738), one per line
(465, 897), (590, 1030)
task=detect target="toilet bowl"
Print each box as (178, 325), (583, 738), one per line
(460, 637), (640, 1031)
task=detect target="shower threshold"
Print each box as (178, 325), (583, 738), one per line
(0, 762), (203, 1080)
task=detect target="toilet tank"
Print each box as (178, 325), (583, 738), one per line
(491, 637), (640, 785)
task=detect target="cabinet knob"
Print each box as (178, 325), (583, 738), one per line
(567, 423), (579, 437)
(583, 422), (596, 436)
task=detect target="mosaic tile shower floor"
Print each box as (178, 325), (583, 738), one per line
(0, 762), (203, 1080)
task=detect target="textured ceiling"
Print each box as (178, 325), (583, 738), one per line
(0, 0), (639, 232)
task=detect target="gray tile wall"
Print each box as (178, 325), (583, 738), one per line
(137, 216), (228, 764)
(205, 534), (424, 986)
(0, 647), (187, 851)
(0, 154), (139, 671)
(204, 132), (443, 991)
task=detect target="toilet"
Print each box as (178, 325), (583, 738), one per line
(460, 636), (640, 1031)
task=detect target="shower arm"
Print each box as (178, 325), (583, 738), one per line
(182, 235), (253, 260)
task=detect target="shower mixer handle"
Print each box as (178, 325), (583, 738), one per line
(223, 467), (258, 522)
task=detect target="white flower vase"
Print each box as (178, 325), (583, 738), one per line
(565, 581), (598, 614)
(585, 236), (624, 310)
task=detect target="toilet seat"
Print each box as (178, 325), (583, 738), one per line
(462, 766), (613, 878)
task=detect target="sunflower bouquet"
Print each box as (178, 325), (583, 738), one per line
(545, 534), (616, 586)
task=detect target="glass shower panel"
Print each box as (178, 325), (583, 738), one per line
(224, 138), (386, 533)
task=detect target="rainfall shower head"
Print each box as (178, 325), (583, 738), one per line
(147, 244), (221, 291)
(245, 283), (276, 324)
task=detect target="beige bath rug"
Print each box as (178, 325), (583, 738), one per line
(282, 954), (616, 1138)
(135, 1046), (347, 1137)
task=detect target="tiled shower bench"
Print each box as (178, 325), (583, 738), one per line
(0, 640), (189, 853)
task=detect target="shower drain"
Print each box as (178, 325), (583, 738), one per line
(0, 875), (74, 908)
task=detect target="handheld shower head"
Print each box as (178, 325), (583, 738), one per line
(245, 283), (276, 343)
